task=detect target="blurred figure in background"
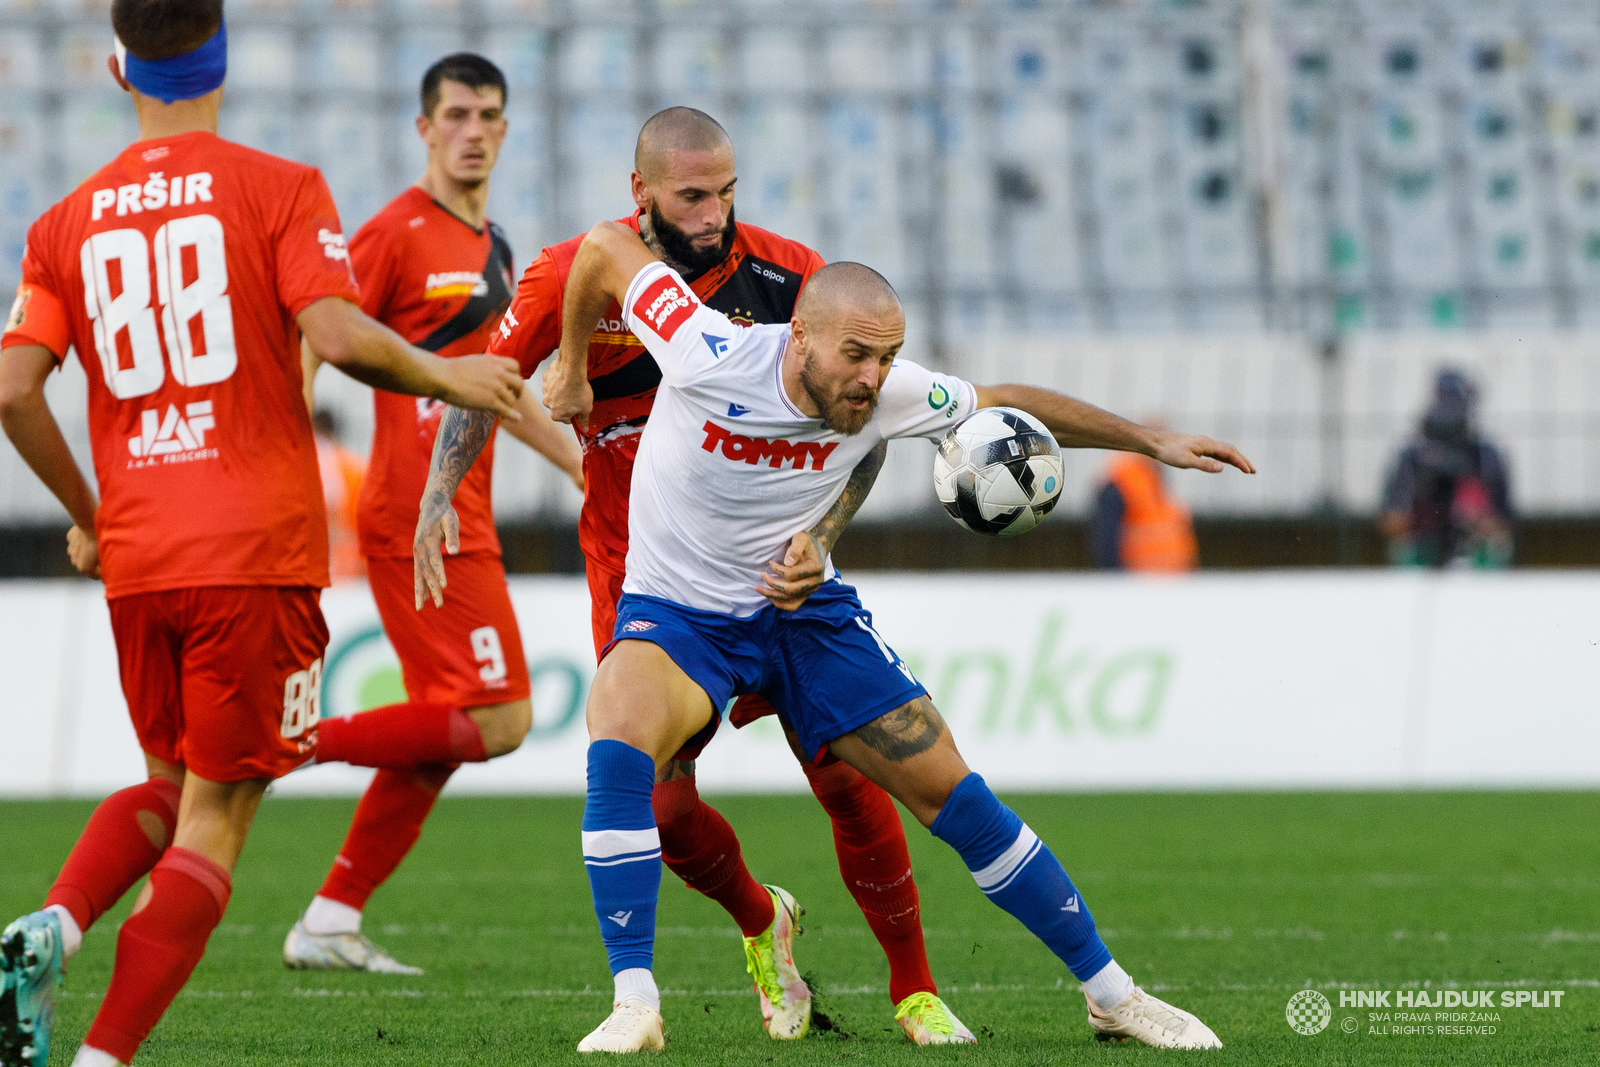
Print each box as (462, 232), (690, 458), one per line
(1090, 420), (1199, 572)
(314, 407), (367, 582)
(1381, 368), (1513, 569)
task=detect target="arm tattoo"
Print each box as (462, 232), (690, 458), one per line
(809, 439), (887, 554)
(656, 758), (696, 784)
(424, 405), (497, 507)
(851, 695), (945, 762)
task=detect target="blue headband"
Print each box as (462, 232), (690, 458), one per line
(116, 21), (227, 104)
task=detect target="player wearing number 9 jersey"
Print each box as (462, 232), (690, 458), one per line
(0, 2), (527, 1064)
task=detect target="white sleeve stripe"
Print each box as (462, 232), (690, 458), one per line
(970, 825), (1041, 893)
(581, 827), (662, 860)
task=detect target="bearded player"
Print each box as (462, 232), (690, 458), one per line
(542, 225), (1249, 1054)
(413, 108), (969, 1044)
(0, 3), (529, 1064)
(287, 53), (584, 975)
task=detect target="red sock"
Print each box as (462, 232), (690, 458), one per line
(653, 775), (776, 938)
(316, 702), (486, 768)
(83, 847), (231, 1064)
(44, 776), (181, 933)
(318, 764), (456, 911)
(804, 758), (937, 1005)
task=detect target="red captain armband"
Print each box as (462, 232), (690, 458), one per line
(2, 283), (70, 360)
(631, 271), (699, 342)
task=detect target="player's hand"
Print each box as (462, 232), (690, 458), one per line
(542, 359), (594, 430)
(756, 532), (827, 611)
(66, 524), (100, 579)
(438, 355), (524, 421)
(1149, 432), (1256, 475)
(413, 494), (461, 610)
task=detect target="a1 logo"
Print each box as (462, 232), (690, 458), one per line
(280, 657), (324, 739)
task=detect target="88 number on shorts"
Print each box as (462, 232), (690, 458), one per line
(280, 657), (323, 739)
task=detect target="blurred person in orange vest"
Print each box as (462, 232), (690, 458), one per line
(1090, 420), (1198, 572)
(314, 407), (368, 581)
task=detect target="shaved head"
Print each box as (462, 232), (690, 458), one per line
(790, 263), (905, 435)
(635, 107), (732, 182)
(795, 262), (902, 327)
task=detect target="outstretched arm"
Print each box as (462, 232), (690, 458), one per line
(413, 404), (499, 609)
(0, 344), (100, 576)
(974, 383), (1256, 475)
(298, 296), (525, 420)
(758, 439), (889, 611)
(543, 222), (660, 428)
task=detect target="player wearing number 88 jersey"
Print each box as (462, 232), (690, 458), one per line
(0, 3), (529, 1063)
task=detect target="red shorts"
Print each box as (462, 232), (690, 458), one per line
(368, 552), (531, 708)
(108, 585), (329, 782)
(586, 560), (777, 759)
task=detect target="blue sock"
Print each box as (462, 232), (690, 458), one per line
(582, 740), (662, 976)
(930, 772), (1113, 980)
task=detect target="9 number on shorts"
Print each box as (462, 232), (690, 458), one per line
(79, 214), (238, 400)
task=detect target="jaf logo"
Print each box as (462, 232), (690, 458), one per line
(1286, 990), (1332, 1035)
(128, 401), (215, 459)
(633, 274), (697, 340)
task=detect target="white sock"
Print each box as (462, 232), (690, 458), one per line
(302, 896), (362, 936)
(70, 1045), (124, 1067)
(45, 904), (82, 959)
(1082, 959), (1136, 1011)
(613, 967), (660, 1011)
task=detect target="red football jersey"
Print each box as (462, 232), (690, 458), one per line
(2, 131), (360, 598)
(349, 187), (514, 558)
(487, 214), (824, 577)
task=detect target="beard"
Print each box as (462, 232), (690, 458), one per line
(799, 346), (878, 435)
(649, 202), (737, 276)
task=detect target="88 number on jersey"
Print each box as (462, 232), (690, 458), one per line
(80, 213), (238, 400)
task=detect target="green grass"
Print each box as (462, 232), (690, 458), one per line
(4, 792), (1599, 1065)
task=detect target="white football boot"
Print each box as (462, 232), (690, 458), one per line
(743, 885), (811, 1039)
(1086, 987), (1223, 1049)
(895, 992), (977, 1045)
(282, 918), (423, 975)
(577, 1001), (666, 1053)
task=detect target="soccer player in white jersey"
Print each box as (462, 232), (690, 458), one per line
(523, 223), (1254, 1053)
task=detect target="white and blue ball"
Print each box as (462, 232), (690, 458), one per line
(933, 407), (1064, 537)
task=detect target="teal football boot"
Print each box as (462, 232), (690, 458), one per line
(0, 911), (64, 1067)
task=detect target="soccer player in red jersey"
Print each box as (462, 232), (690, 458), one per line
(0, 4), (528, 1064)
(287, 53), (584, 973)
(414, 108), (972, 1044)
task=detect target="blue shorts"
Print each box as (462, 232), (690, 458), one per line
(607, 580), (926, 760)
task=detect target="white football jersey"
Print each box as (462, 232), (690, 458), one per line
(619, 261), (977, 616)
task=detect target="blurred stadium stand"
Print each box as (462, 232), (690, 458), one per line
(7, 0), (1600, 569)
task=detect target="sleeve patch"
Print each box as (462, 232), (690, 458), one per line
(632, 272), (699, 341)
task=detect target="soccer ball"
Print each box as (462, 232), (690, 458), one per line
(933, 407), (1064, 537)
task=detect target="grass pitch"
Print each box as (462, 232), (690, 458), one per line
(3, 791), (1597, 1065)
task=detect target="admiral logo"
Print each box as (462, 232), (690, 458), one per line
(425, 271), (489, 299)
(127, 401), (217, 462)
(90, 171), (213, 221)
(703, 333), (731, 358)
(634, 274), (697, 341)
(727, 403), (751, 418)
(700, 420), (840, 471)
(317, 229), (349, 262)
